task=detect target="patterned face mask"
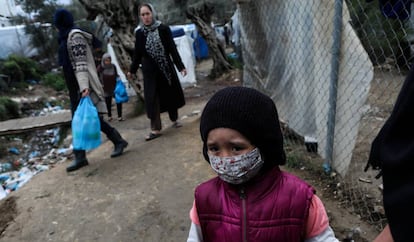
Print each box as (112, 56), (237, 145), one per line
(208, 148), (264, 185)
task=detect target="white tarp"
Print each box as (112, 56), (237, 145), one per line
(172, 23), (197, 40)
(107, 43), (136, 97)
(0, 25), (37, 59)
(173, 34), (196, 87)
(240, 1), (373, 176)
(0, 0), (17, 18)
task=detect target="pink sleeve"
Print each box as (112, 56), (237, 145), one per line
(305, 194), (330, 238)
(189, 200), (200, 225)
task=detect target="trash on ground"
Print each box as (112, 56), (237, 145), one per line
(1, 102), (73, 200)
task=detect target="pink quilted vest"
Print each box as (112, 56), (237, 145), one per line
(195, 167), (314, 242)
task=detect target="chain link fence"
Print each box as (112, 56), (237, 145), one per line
(235, 0), (413, 231)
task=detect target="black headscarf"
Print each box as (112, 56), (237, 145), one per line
(366, 65), (414, 241)
(53, 8), (74, 69)
(53, 8), (101, 111)
(53, 8), (101, 69)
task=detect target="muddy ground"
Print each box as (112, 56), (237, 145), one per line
(0, 60), (380, 241)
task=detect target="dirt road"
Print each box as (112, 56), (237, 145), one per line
(1, 108), (211, 242)
(0, 61), (379, 241)
(0, 61), (239, 242)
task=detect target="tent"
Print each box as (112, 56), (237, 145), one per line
(173, 23), (209, 60)
(170, 26), (197, 87)
(0, 25), (38, 59)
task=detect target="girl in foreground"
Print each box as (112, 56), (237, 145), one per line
(187, 86), (339, 242)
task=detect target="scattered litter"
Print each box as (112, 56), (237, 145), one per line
(8, 147), (20, 155)
(188, 110), (200, 117)
(34, 164), (49, 172)
(57, 148), (72, 155)
(0, 185), (7, 199)
(227, 52), (239, 59)
(1, 144), (70, 200)
(181, 110), (201, 119)
(0, 162), (13, 173)
(322, 163), (331, 174)
(358, 177), (372, 184)
(29, 151), (41, 159)
(304, 136), (318, 153)
(1, 112), (73, 200)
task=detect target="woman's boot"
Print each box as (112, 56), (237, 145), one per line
(107, 129), (128, 157)
(66, 150), (88, 172)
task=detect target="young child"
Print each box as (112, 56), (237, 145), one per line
(187, 86), (339, 242)
(97, 53), (124, 121)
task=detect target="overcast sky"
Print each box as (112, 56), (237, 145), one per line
(57, 0), (72, 5)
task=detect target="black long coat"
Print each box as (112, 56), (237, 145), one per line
(130, 24), (186, 119)
(367, 65), (414, 241)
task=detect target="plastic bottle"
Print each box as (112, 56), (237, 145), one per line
(8, 147), (20, 155)
(0, 185), (8, 200)
(0, 163), (12, 173)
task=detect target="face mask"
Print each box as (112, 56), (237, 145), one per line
(208, 148), (264, 184)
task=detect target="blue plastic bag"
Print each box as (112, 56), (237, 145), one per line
(72, 96), (101, 150)
(114, 78), (129, 104)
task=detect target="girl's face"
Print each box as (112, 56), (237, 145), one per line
(104, 58), (111, 65)
(140, 6), (153, 26)
(207, 128), (255, 158)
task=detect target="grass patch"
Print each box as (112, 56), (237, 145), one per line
(41, 73), (67, 92)
(0, 97), (20, 121)
(227, 56), (243, 69)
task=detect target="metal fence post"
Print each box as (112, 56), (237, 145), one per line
(325, 0), (343, 173)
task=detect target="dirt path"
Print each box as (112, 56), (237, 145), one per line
(0, 61), (379, 241)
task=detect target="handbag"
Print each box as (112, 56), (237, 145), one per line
(114, 78), (129, 104)
(72, 96), (101, 150)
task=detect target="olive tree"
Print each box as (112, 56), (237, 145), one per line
(13, 0), (90, 68)
(77, 0), (236, 80)
(186, 1), (233, 77)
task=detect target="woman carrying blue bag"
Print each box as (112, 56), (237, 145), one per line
(72, 96), (102, 151)
(54, 8), (128, 172)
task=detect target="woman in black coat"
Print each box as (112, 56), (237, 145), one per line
(128, 3), (187, 141)
(366, 65), (414, 241)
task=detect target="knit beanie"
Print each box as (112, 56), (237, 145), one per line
(200, 86), (286, 167)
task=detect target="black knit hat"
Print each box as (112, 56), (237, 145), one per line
(200, 86), (286, 167)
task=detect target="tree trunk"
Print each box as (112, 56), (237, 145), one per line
(186, 2), (232, 78)
(77, 0), (233, 83)
(78, 0), (142, 95)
